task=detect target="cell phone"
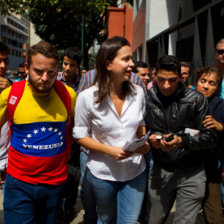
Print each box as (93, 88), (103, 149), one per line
(164, 134), (174, 142)
(156, 135), (162, 141)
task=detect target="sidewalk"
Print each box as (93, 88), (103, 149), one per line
(0, 190), (206, 224)
(68, 190), (206, 224)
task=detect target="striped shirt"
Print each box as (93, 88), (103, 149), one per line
(77, 69), (146, 95)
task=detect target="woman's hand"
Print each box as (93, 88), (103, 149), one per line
(134, 142), (150, 154)
(203, 115), (223, 131)
(107, 146), (133, 161)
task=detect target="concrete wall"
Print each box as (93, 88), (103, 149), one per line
(132, 0), (146, 60)
(148, 0), (179, 39)
(30, 23), (41, 46)
(133, 0), (179, 61)
(108, 3), (133, 48)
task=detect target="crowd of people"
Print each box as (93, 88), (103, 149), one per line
(0, 36), (224, 224)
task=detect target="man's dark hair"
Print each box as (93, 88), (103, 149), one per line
(64, 47), (83, 65)
(0, 42), (8, 54)
(18, 63), (24, 68)
(27, 41), (59, 66)
(156, 55), (181, 76)
(133, 61), (148, 73)
(181, 61), (192, 76)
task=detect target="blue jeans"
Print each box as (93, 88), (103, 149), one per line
(87, 169), (146, 224)
(4, 174), (65, 224)
(80, 150), (89, 186)
(144, 152), (154, 178)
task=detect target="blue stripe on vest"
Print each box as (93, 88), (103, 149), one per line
(11, 121), (67, 157)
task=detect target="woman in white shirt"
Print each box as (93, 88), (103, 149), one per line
(73, 36), (150, 224)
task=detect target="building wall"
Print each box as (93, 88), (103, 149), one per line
(132, 0), (146, 61)
(108, 3), (133, 48)
(148, 0), (179, 39)
(0, 13), (29, 70)
(133, 0), (224, 82)
(133, 0), (179, 61)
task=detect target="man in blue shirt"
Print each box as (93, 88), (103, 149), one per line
(58, 47), (82, 92)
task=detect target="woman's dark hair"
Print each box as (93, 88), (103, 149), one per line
(196, 66), (222, 96)
(94, 36), (133, 104)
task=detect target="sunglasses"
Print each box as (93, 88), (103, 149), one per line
(216, 49), (224, 55)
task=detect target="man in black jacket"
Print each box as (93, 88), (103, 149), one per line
(145, 55), (216, 224)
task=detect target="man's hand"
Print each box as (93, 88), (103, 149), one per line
(134, 142), (150, 154)
(149, 134), (162, 149)
(149, 134), (182, 152)
(203, 115), (223, 131)
(0, 76), (10, 91)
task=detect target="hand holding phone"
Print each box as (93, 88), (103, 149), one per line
(164, 134), (174, 142)
(156, 134), (174, 142)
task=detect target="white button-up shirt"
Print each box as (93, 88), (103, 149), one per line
(73, 84), (146, 181)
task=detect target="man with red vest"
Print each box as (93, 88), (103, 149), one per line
(0, 41), (76, 224)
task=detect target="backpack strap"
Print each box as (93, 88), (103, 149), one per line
(7, 80), (26, 125)
(6, 80), (26, 150)
(53, 80), (71, 119)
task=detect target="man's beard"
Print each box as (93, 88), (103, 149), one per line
(28, 77), (55, 93)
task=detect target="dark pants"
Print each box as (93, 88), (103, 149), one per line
(203, 155), (224, 224)
(4, 174), (65, 224)
(203, 182), (224, 224)
(59, 142), (80, 222)
(148, 165), (206, 224)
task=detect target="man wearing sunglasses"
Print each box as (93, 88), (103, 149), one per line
(216, 38), (224, 99)
(17, 63), (27, 80)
